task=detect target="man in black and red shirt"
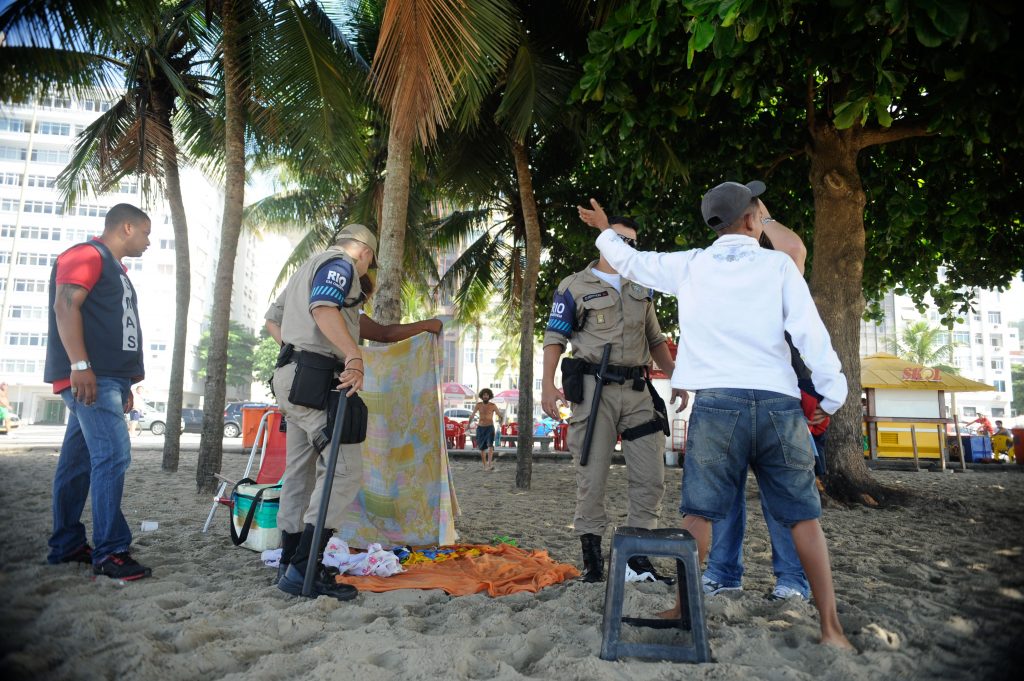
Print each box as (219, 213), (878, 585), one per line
(44, 203), (152, 581)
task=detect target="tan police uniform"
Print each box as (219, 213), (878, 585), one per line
(271, 247), (364, 534)
(542, 262), (667, 537)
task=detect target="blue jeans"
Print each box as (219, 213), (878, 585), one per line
(48, 377), (133, 565)
(703, 473), (810, 597)
(680, 389), (821, 526)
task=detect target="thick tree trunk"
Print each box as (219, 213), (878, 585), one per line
(159, 136), (190, 473)
(512, 142), (541, 490)
(374, 123), (413, 325)
(197, 0), (246, 493)
(807, 126), (887, 504)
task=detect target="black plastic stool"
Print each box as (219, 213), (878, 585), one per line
(600, 526), (711, 662)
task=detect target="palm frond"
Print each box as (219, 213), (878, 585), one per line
(248, 0), (368, 176)
(434, 113), (514, 200)
(370, 0), (517, 146)
(0, 0), (158, 53)
(494, 39), (577, 143)
(427, 208), (494, 253)
(436, 229), (514, 309)
(0, 45), (125, 101)
(244, 187), (343, 234)
(304, 0), (370, 72)
(272, 225), (335, 290)
(451, 277), (490, 325)
(346, 0), (384, 67)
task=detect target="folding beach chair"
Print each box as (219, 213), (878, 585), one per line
(202, 408), (287, 535)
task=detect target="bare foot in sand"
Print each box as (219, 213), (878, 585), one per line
(656, 606), (681, 619)
(821, 632), (855, 651)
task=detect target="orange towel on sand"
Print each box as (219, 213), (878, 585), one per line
(334, 543), (580, 596)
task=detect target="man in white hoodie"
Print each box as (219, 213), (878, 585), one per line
(578, 181), (852, 650)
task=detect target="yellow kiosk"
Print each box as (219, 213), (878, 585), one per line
(861, 353), (994, 466)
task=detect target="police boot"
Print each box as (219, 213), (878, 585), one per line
(627, 555), (676, 585)
(276, 530), (303, 584)
(580, 533), (604, 583)
(277, 524), (357, 601)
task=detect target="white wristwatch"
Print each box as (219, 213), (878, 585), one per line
(70, 360), (91, 371)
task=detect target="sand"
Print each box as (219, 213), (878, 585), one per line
(1, 445), (1022, 681)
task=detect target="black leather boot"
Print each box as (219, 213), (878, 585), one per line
(277, 530), (302, 584)
(278, 524), (357, 601)
(580, 533), (604, 582)
(627, 555), (676, 585)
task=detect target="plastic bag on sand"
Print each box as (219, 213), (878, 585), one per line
(261, 548), (282, 568)
(323, 537), (403, 577)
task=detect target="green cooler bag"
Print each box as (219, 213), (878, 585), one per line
(230, 479), (282, 552)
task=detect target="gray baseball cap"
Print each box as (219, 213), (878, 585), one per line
(700, 180), (766, 231)
(336, 223), (378, 265)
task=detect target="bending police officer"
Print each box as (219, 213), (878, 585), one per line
(271, 224), (377, 600)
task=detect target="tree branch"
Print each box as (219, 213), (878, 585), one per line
(759, 147), (806, 176)
(857, 122), (934, 150)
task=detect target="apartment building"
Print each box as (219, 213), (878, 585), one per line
(0, 95), (261, 423)
(861, 277), (1021, 421)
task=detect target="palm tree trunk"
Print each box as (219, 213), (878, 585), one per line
(374, 122), (413, 325)
(158, 131), (190, 473)
(807, 125), (886, 505)
(474, 322), (481, 391)
(197, 0), (247, 493)
(512, 141), (541, 490)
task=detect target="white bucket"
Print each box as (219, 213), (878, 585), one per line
(664, 450), (678, 467)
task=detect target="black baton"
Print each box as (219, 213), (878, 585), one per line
(302, 390), (348, 597)
(580, 344), (622, 466)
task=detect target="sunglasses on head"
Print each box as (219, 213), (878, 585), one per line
(617, 234), (637, 247)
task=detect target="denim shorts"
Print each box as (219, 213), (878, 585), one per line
(680, 388), (820, 527)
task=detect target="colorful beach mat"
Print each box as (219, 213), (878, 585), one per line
(334, 543), (580, 596)
(334, 334), (459, 548)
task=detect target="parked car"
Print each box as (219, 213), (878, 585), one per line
(223, 401), (270, 438)
(139, 405), (185, 435)
(0, 412), (20, 434)
(181, 408), (204, 433)
(443, 408), (473, 424)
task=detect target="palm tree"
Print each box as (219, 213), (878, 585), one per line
(367, 0), (517, 325)
(493, 332), (520, 386)
(194, 0), (370, 492)
(452, 279), (491, 391)
(430, 1), (600, 488)
(889, 321), (959, 374)
(0, 0), (215, 472)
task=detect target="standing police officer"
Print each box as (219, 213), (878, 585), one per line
(541, 217), (676, 582)
(271, 224), (376, 600)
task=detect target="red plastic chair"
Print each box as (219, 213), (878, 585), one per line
(444, 418), (466, 449)
(554, 423), (569, 451)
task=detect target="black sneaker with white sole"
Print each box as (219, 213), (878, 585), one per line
(93, 552), (152, 581)
(627, 555), (676, 585)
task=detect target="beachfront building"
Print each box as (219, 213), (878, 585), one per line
(0, 94), (262, 423)
(860, 277), (1020, 423)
